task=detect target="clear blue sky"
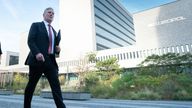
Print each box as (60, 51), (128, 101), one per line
(119, 0), (176, 13)
(0, 0), (59, 52)
(0, 0), (176, 52)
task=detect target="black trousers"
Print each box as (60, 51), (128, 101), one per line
(24, 56), (66, 108)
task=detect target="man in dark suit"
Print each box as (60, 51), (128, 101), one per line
(24, 7), (66, 108)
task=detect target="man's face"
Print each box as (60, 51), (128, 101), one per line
(43, 9), (54, 23)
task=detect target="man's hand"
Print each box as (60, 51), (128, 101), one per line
(56, 45), (61, 53)
(36, 53), (45, 62)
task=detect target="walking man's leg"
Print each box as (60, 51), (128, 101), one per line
(45, 68), (66, 108)
(24, 66), (42, 108)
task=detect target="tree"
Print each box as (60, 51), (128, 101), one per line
(95, 57), (121, 80)
(96, 57), (120, 71)
(139, 53), (192, 66)
(86, 52), (97, 63)
(138, 53), (192, 76)
(74, 52), (96, 92)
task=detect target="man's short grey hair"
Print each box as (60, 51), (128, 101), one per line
(43, 7), (54, 14)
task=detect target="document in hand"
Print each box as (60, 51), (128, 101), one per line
(56, 30), (61, 46)
(55, 30), (61, 58)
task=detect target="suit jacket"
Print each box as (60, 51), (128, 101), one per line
(25, 21), (59, 69)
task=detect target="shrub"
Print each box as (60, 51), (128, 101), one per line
(90, 84), (113, 98)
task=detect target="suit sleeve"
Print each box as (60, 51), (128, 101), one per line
(28, 23), (40, 56)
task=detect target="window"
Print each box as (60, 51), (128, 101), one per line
(9, 55), (19, 66)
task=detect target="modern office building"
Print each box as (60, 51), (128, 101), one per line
(1, 0), (192, 88)
(0, 0), (134, 72)
(94, 0), (135, 50)
(59, 0), (135, 61)
(134, 0), (192, 49)
(1, 0), (192, 74)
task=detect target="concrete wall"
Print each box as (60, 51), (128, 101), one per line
(19, 32), (29, 66)
(59, 0), (96, 61)
(134, 0), (192, 49)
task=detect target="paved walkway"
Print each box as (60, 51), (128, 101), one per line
(0, 95), (192, 108)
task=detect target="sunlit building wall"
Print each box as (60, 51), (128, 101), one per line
(133, 0), (192, 49)
(59, 0), (135, 61)
(59, 0), (96, 61)
(19, 32), (29, 66)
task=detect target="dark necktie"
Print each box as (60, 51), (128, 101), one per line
(48, 24), (52, 54)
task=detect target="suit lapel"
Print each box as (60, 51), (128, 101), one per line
(40, 21), (49, 41)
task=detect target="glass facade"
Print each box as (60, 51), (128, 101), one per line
(94, 0), (135, 50)
(9, 55), (19, 66)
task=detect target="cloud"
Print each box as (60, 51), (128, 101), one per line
(1, 0), (19, 20)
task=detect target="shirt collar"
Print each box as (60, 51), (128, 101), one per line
(43, 20), (50, 26)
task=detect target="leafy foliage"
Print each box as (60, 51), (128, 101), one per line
(86, 52), (97, 63)
(139, 53), (192, 66)
(86, 53), (192, 100)
(96, 57), (120, 71)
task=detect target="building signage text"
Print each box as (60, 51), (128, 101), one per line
(148, 16), (186, 27)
